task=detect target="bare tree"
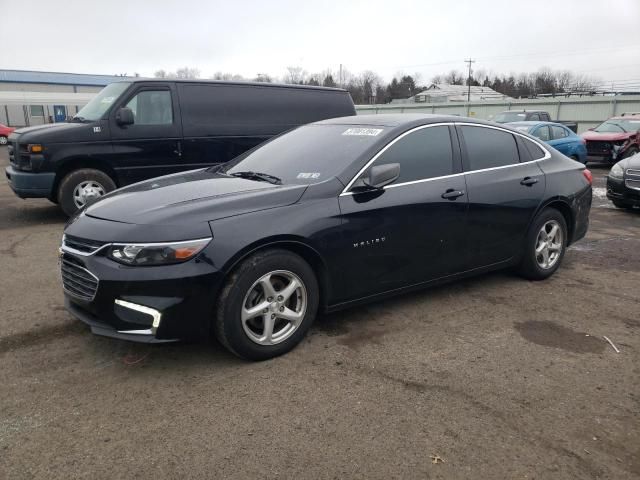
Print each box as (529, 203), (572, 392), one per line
(285, 66), (307, 84)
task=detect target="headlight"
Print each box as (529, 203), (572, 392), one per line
(108, 238), (211, 266)
(609, 163), (624, 179)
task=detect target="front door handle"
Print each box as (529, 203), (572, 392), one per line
(441, 189), (465, 200)
(174, 141), (182, 157)
(520, 177), (538, 186)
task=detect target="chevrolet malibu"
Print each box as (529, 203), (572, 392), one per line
(61, 114), (593, 360)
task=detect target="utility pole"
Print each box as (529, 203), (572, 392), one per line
(339, 64), (343, 88)
(465, 58), (475, 102)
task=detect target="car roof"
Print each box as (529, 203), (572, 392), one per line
(507, 121), (571, 129)
(611, 115), (640, 120)
(117, 78), (348, 93)
(314, 113), (492, 128)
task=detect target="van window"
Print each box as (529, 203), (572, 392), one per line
(365, 126), (453, 185)
(178, 84), (353, 136)
(460, 126), (519, 170)
(126, 90), (173, 125)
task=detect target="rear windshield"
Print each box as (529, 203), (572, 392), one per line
(74, 82), (131, 122)
(594, 119), (640, 133)
(493, 112), (528, 123)
(218, 124), (385, 185)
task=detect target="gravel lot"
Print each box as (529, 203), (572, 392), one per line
(1, 148), (639, 479)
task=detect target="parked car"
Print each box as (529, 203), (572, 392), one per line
(60, 114), (592, 360)
(5, 79), (355, 215)
(492, 110), (577, 132)
(607, 152), (640, 209)
(582, 113), (640, 164)
(508, 121), (587, 163)
(0, 123), (15, 145)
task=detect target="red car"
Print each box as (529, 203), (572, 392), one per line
(582, 113), (640, 163)
(0, 123), (15, 145)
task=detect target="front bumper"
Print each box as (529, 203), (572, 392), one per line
(607, 174), (640, 207)
(5, 165), (55, 198)
(62, 248), (224, 343)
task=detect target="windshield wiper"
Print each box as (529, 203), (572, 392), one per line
(230, 171), (282, 185)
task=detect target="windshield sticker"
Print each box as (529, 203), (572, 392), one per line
(297, 172), (321, 179)
(100, 96), (116, 104)
(342, 128), (383, 136)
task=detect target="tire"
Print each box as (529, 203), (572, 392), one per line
(215, 249), (319, 361)
(0, 136), (7, 146)
(517, 208), (568, 281)
(57, 168), (116, 216)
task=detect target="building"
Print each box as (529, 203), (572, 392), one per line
(0, 70), (135, 127)
(410, 83), (508, 103)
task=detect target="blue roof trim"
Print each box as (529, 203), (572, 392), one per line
(0, 69), (135, 87)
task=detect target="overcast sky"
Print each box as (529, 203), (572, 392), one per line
(3, 0), (639, 87)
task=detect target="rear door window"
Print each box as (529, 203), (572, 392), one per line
(459, 126), (519, 171)
(364, 126), (454, 185)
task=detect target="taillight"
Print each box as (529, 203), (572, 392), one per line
(582, 169), (593, 185)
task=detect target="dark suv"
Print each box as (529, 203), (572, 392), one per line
(5, 79), (355, 215)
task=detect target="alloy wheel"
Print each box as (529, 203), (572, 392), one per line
(535, 220), (563, 269)
(0, 136), (7, 145)
(241, 270), (307, 345)
(73, 180), (106, 209)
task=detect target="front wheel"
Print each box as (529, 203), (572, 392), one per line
(57, 168), (116, 216)
(0, 136), (7, 145)
(517, 208), (568, 280)
(215, 249), (319, 361)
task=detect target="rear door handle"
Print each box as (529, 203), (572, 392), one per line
(520, 177), (539, 186)
(441, 189), (465, 200)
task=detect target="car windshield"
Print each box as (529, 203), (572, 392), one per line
(493, 112), (528, 123)
(73, 82), (131, 122)
(218, 124), (386, 185)
(594, 119), (640, 133)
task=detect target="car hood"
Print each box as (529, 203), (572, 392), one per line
(84, 169), (308, 226)
(581, 131), (632, 142)
(9, 121), (100, 144)
(619, 152), (640, 170)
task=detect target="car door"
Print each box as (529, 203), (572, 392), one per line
(457, 124), (546, 268)
(335, 124), (468, 302)
(548, 125), (572, 155)
(109, 83), (183, 185)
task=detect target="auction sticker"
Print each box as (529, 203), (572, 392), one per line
(342, 128), (383, 136)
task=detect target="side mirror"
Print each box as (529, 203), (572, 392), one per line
(587, 127), (595, 131)
(115, 107), (135, 127)
(363, 163), (400, 189)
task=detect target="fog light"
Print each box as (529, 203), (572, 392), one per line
(28, 144), (43, 153)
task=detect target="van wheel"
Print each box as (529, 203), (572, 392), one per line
(517, 208), (567, 280)
(58, 169), (116, 216)
(214, 249), (319, 361)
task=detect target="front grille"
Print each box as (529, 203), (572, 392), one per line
(586, 141), (612, 155)
(8, 142), (31, 170)
(63, 235), (107, 254)
(61, 254), (99, 301)
(8, 142), (16, 165)
(625, 179), (640, 192)
(627, 169), (640, 178)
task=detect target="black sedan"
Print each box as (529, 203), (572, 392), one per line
(61, 114), (593, 360)
(607, 153), (640, 209)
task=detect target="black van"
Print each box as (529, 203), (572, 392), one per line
(5, 79), (356, 214)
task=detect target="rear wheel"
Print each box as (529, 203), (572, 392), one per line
(215, 249), (319, 361)
(58, 168), (116, 216)
(517, 208), (567, 280)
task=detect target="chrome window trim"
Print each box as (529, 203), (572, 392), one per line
(340, 121), (551, 196)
